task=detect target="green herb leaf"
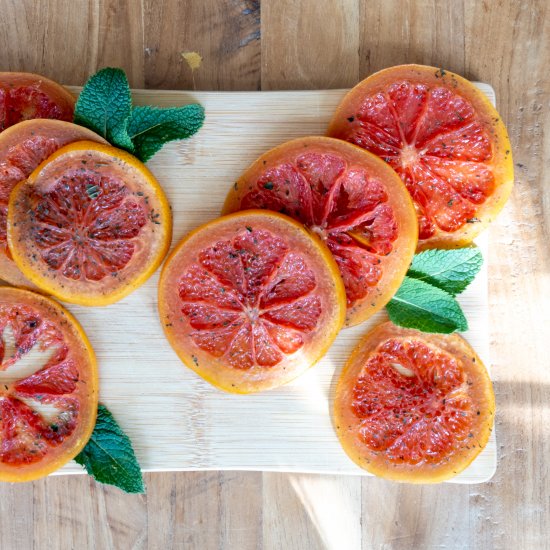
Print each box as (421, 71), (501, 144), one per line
(407, 247), (483, 296)
(75, 404), (145, 494)
(127, 104), (205, 162)
(386, 276), (468, 334)
(85, 184), (100, 199)
(74, 68), (134, 152)
(74, 68), (205, 161)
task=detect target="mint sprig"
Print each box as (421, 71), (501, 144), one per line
(128, 105), (205, 162)
(74, 68), (134, 152)
(408, 246), (482, 296)
(74, 67), (204, 162)
(387, 276), (468, 333)
(386, 247), (483, 334)
(75, 404), (145, 494)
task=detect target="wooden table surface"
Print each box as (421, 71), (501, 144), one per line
(0, 1), (548, 548)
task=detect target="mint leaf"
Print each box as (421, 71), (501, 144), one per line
(386, 276), (468, 333)
(407, 247), (483, 296)
(74, 68), (134, 152)
(75, 404), (145, 494)
(110, 123), (134, 153)
(74, 68), (205, 161)
(127, 104), (205, 162)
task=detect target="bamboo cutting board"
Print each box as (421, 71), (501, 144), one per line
(54, 84), (496, 483)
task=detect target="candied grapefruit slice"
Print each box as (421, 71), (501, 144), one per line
(334, 321), (495, 483)
(158, 210), (346, 393)
(328, 65), (514, 249)
(223, 136), (418, 327)
(0, 287), (97, 482)
(0, 120), (107, 288)
(7, 141), (172, 306)
(0, 72), (74, 132)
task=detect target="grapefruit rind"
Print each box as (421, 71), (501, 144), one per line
(0, 287), (98, 482)
(0, 72), (75, 131)
(327, 64), (514, 249)
(0, 120), (108, 289)
(158, 210), (346, 394)
(333, 321), (495, 483)
(7, 141), (172, 306)
(222, 136), (418, 328)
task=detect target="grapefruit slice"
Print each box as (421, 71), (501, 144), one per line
(223, 137), (418, 327)
(7, 141), (172, 306)
(0, 120), (107, 288)
(158, 210), (346, 393)
(334, 321), (495, 483)
(0, 287), (98, 482)
(0, 72), (75, 132)
(328, 65), (514, 249)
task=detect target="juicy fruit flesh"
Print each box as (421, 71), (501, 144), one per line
(0, 305), (80, 466)
(0, 85), (72, 131)
(29, 169), (147, 281)
(0, 136), (61, 252)
(236, 151), (398, 307)
(338, 81), (495, 239)
(179, 227), (322, 369)
(351, 337), (474, 465)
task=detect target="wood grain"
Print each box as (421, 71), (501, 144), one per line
(0, 0), (549, 548)
(263, 473), (362, 550)
(0, 0), (145, 87)
(261, 0), (360, 90)
(463, 2), (550, 548)
(358, 0), (467, 77)
(145, 471), (261, 549)
(143, 0), (261, 90)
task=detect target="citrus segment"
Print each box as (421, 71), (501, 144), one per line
(0, 287), (97, 481)
(7, 141), (171, 306)
(158, 210), (345, 393)
(0, 72), (74, 131)
(328, 65), (514, 249)
(334, 322), (495, 483)
(0, 120), (107, 287)
(223, 137), (418, 327)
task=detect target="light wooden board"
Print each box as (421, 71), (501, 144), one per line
(52, 84), (496, 483)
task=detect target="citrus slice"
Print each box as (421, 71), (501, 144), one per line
(223, 136), (417, 328)
(0, 120), (107, 288)
(7, 141), (172, 306)
(328, 65), (514, 249)
(0, 72), (75, 132)
(158, 210), (345, 393)
(334, 321), (495, 483)
(0, 287), (98, 482)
